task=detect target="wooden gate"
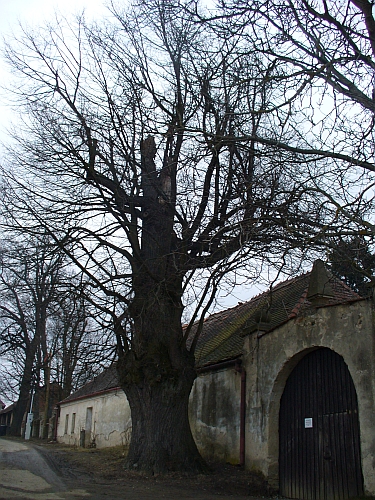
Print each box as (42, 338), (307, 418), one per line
(279, 348), (363, 500)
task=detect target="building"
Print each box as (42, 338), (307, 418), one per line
(0, 403), (15, 435)
(56, 261), (375, 499)
(55, 365), (130, 448)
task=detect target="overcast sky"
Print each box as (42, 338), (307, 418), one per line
(1, 0), (109, 35)
(0, 0), (111, 141)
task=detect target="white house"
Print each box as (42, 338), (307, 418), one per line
(56, 365), (131, 449)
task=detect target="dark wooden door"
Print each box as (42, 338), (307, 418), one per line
(279, 348), (363, 500)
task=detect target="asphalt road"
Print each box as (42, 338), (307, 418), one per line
(0, 437), (89, 499)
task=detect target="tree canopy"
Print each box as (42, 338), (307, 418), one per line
(214, 0), (375, 235)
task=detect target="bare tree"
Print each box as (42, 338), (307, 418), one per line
(0, 236), (113, 435)
(0, 237), (64, 435)
(0, 0), (348, 471)
(49, 280), (114, 401)
(212, 0), (375, 237)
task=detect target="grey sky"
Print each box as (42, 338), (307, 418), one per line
(0, 0), (109, 34)
(0, 0), (110, 141)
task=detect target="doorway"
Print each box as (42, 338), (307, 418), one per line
(85, 407), (93, 447)
(279, 348), (363, 500)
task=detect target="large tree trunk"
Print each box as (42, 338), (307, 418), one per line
(117, 278), (207, 474)
(119, 356), (205, 474)
(9, 383), (29, 437)
(117, 135), (206, 473)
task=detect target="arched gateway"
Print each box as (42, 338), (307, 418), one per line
(279, 348), (363, 500)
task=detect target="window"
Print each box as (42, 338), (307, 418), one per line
(85, 407), (93, 433)
(71, 413), (76, 434)
(64, 414), (69, 435)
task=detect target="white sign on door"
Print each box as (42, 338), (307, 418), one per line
(304, 417), (313, 428)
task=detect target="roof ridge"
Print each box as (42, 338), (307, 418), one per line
(268, 270), (311, 293)
(60, 363), (118, 404)
(199, 270), (311, 324)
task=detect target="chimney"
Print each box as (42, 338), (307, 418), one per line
(307, 259), (334, 306)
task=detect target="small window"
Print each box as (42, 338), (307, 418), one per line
(71, 413), (76, 434)
(85, 407), (93, 433)
(64, 414), (69, 435)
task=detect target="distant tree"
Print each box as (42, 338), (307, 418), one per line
(0, 236), (111, 436)
(1, 0), (356, 471)
(49, 281), (114, 401)
(327, 236), (375, 296)
(0, 364), (19, 406)
(0, 237), (64, 435)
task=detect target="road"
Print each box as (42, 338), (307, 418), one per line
(0, 437), (274, 500)
(0, 437), (89, 499)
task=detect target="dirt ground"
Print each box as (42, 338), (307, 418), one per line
(34, 440), (278, 500)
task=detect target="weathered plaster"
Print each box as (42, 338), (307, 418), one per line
(57, 369), (242, 463)
(189, 368), (241, 464)
(244, 300), (375, 495)
(57, 389), (131, 449)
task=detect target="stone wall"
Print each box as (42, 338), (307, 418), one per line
(57, 368), (242, 464)
(244, 299), (375, 495)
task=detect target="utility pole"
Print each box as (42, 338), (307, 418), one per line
(24, 388), (35, 440)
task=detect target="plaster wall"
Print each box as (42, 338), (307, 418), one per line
(243, 299), (375, 495)
(57, 389), (131, 449)
(57, 370), (242, 463)
(189, 367), (241, 463)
